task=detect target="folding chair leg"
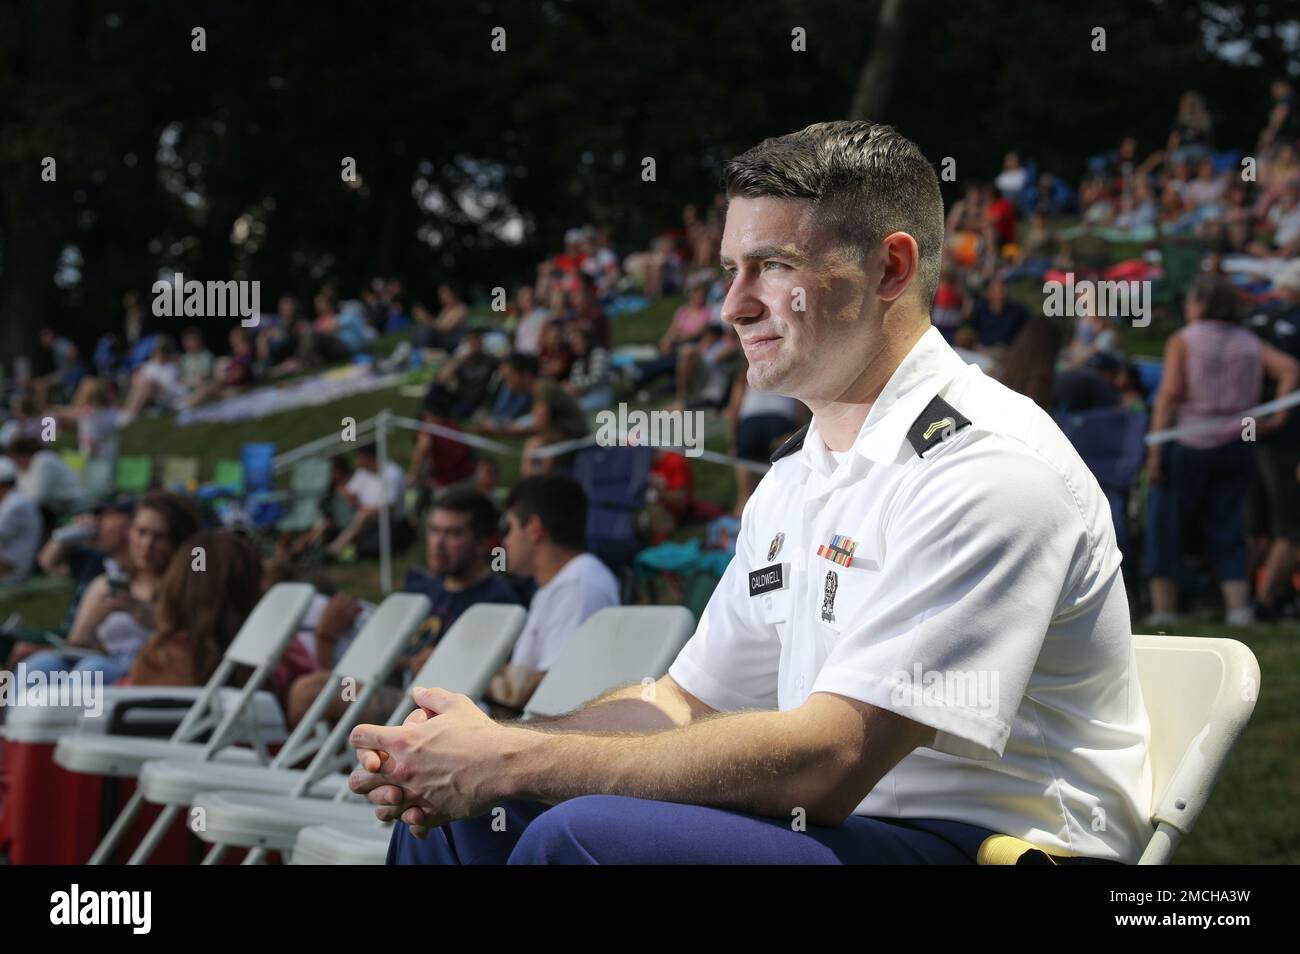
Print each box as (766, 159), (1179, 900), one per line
(241, 847), (267, 865)
(88, 790), (145, 865)
(126, 804), (181, 865)
(200, 843), (228, 865)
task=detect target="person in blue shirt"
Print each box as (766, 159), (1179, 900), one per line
(285, 487), (521, 726)
(967, 275), (1030, 351)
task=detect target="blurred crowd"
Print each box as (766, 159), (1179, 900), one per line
(5, 85), (1300, 653)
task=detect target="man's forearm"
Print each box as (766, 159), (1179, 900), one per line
(501, 707), (851, 824)
(507, 682), (679, 733)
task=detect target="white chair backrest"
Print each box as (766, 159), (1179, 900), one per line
(523, 606), (695, 719)
(223, 582), (317, 667)
(332, 593), (432, 684)
(1133, 634), (1260, 859)
(172, 582), (315, 749)
(402, 603), (527, 708)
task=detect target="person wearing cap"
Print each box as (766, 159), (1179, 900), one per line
(7, 436), (85, 519)
(351, 121), (1152, 866)
(1246, 260), (1300, 618)
(38, 496), (135, 626)
(0, 457), (43, 584)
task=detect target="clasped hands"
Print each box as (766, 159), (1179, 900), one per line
(347, 686), (529, 839)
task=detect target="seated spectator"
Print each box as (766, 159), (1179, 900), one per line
(1054, 352), (1123, 413)
(50, 377), (121, 460)
(727, 364), (804, 515)
(512, 285), (551, 355)
(931, 264), (966, 342)
(8, 436), (85, 520)
(0, 457), (43, 583)
(119, 335), (186, 422)
(326, 442), (412, 559)
(258, 295), (305, 376)
(1063, 307), (1120, 368)
(127, 529), (263, 686)
(994, 151), (1029, 204)
(407, 388), (478, 505)
(37, 495), (134, 628)
(995, 316), (1063, 412)
(178, 327), (215, 392)
(1145, 275), (1300, 626)
(483, 475), (620, 714)
(568, 274), (611, 349)
(285, 489), (522, 726)
(986, 187), (1019, 248)
(562, 326), (612, 411)
(967, 275), (1030, 352)
(1166, 90), (1214, 166)
(674, 320), (738, 408)
(0, 395), (43, 449)
(433, 329), (499, 418)
(417, 284), (470, 352)
(33, 328), (82, 407)
(184, 328), (256, 406)
(477, 354), (590, 477)
(633, 277), (715, 389)
(12, 491), (199, 680)
(537, 320), (575, 381)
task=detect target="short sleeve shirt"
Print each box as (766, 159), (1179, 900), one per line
(669, 326), (1153, 862)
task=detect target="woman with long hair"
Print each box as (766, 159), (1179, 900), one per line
(128, 529), (263, 685)
(17, 491), (201, 682)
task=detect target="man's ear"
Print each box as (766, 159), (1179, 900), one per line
(878, 231), (921, 303)
(526, 513), (546, 544)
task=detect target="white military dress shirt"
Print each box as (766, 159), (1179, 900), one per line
(669, 325), (1153, 862)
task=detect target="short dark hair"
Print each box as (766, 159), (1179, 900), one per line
(1187, 274), (1240, 324)
(432, 488), (499, 540)
(355, 442), (378, 459)
(723, 120), (946, 307)
(502, 352), (539, 377)
(505, 475), (587, 550)
(8, 436), (42, 457)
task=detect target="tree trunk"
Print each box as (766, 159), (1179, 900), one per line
(848, 0), (914, 122)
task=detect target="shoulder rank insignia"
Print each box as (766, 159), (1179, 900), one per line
(768, 423), (810, 463)
(906, 395), (971, 458)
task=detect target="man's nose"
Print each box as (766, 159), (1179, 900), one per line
(720, 274), (763, 326)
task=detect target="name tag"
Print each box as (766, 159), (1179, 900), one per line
(748, 563), (786, 596)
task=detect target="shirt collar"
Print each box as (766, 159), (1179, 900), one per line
(799, 325), (970, 475)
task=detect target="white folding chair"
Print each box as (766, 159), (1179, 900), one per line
(48, 582), (316, 864)
(1133, 634), (1260, 864)
(189, 603), (529, 862)
(289, 604), (697, 864)
(117, 592), (433, 864)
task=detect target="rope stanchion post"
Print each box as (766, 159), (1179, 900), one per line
(375, 409), (393, 594)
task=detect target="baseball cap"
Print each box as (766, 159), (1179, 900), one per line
(92, 494), (136, 517)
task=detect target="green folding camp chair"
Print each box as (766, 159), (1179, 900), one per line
(82, 458), (115, 501)
(212, 459), (245, 495)
(276, 458), (333, 533)
(115, 456), (153, 494)
(59, 450), (87, 474)
(161, 456), (200, 489)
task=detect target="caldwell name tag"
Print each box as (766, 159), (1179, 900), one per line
(748, 563), (786, 596)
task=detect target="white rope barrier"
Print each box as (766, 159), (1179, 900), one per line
(1144, 388), (1300, 446)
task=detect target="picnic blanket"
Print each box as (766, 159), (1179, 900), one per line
(174, 365), (405, 426)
